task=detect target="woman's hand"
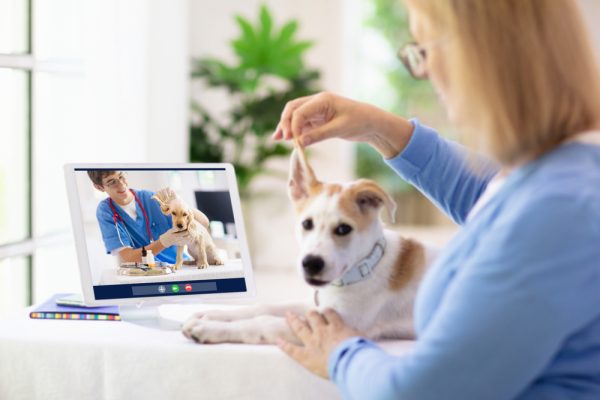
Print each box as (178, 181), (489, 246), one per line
(271, 92), (414, 159)
(277, 309), (361, 379)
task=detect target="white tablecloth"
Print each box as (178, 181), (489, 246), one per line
(0, 304), (415, 400)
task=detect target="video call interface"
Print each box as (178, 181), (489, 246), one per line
(74, 168), (248, 300)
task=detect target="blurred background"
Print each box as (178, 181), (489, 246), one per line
(1, 0), (599, 316)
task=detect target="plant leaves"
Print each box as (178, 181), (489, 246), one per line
(189, 5), (322, 195)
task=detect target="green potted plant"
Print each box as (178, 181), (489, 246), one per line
(189, 5), (321, 197)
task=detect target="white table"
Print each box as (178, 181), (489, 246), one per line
(0, 302), (415, 400)
(0, 271), (426, 400)
(0, 226), (457, 399)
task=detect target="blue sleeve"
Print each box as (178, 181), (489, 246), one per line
(96, 202), (132, 254)
(328, 195), (600, 400)
(385, 119), (499, 224)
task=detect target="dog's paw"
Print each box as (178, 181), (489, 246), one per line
(191, 309), (237, 322)
(182, 319), (234, 344)
(212, 256), (225, 266)
(197, 262), (209, 269)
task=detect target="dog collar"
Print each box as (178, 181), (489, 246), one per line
(330, 237), (386, 287)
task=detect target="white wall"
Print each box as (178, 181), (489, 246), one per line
(31, 0), (190, 302)
(146, 0), (189, 162)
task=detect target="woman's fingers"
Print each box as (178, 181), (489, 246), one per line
(277, 337), (304, 360)
(306, 310), (328, 329)
(286, 312), (313, 342)
(273, 92), (373, 146)
(279, 95), (313, 140)
(271, 123), (283, 140)
(323, 308), (344, 328)
(300, 117), (346, 146)
(289, 94), (334, 140)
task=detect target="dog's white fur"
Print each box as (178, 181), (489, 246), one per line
(152, 193), (224, 269)
(182, 151), (436, 344)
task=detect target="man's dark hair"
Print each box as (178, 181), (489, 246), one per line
(87, 170), (117, 186)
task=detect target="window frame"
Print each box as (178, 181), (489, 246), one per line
(0, 0), (33, 305)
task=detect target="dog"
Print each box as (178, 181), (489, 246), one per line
(182, 146), (436, 344)
(152, 191), (225, 270)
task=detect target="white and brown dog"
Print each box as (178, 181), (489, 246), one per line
(152, 190), (224, 270)
(182, 148), (436, 344)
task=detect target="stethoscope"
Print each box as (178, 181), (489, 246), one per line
(108, 189), (154, 247)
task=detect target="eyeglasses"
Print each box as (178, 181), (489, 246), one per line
(397, 42), (429, 80)
(103, 173), (127, 188)
(398, 37), (449, 80)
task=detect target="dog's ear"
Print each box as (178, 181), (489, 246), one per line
(185, 209), (194, 228)
(351, 179), (397, 222)
(288, 149), (322, 206)
(151, 194), (164, 206)
(151, 195), (171, 215)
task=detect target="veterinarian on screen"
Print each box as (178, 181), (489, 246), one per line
(273, 0), (600, 399)
(88, 170), (189, 264)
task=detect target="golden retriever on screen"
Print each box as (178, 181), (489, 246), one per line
(152, 189), (224, 269)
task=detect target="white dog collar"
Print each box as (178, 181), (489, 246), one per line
(330, 237), (386, 287)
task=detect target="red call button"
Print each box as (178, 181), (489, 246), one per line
(184, 284), (192, 292)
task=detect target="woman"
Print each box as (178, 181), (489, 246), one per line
(274, 1), (600, 399)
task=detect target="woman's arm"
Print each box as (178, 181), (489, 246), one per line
(272, 93), (499, 224)
(385, 120), (499, 224)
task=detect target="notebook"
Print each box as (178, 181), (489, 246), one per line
(29, 293), (121, 321)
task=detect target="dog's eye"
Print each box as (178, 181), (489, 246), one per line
(302, 218), (314, 230)
(183, 212), (188, 217)
(334, 223), (353, 236)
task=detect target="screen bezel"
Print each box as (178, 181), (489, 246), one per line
(64, 163), (256, 306)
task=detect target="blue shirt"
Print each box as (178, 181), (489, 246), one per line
(328, 120), (600, 399)
(96, 189), (180, 263)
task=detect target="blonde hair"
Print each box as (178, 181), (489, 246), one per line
(408, 0), (600, 164)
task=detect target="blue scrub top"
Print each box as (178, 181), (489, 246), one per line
(96, 189), (181, 264)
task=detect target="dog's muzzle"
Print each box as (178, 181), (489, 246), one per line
(302, 254), (325, 276)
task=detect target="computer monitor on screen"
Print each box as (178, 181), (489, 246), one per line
(64, 163), (255, 329)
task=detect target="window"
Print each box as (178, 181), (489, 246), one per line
(0, 1), (188, 315)
(0, 0), (32, 313)
(0, 0), (85, 314)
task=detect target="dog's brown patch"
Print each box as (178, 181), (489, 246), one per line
(323, 184), (343, 196)
(388, 238), (425, 291)
(294, 194), (317, 214)
(337, 189), (372, 231)
(294, 183), (340, 214)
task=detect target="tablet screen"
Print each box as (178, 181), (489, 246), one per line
(65, 165), (254, 304)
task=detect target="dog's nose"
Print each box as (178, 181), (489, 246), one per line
(302, 255), (325, 276)
(177, 223), (184, 229)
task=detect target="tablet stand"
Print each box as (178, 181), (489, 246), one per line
(119, 302), (182, 330)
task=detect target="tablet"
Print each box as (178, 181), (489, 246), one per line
(64, 163), (255, 306)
